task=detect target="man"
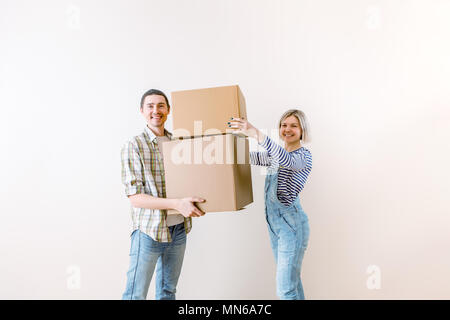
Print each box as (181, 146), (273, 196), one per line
(121, 89), (206, 300)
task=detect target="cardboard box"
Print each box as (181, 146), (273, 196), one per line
(171, 85), (247, 138)
(163, 134), (253, 214)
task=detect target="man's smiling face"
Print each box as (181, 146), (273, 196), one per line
(140, 94), (170, 130)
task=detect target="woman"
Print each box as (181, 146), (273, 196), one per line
(228, 109), (312, 300)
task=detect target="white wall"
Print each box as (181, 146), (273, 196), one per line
(1, 0), (449, 299)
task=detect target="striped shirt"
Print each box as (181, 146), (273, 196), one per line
(250, 135), (312, 206)
(121, 126), (192, 242)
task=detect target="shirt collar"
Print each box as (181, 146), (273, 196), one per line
(144, 125), (172, 142)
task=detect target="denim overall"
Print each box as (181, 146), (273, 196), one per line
(264, 167), (310, 300)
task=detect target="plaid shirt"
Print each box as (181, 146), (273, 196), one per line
(121, 126), (192, 242)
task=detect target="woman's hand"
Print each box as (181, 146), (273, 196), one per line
(228, 117), (264, 143)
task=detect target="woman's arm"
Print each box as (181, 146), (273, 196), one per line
(249, 151), (271, 166)
(228, 118), (311, 171)
(259, 135), (311, 171)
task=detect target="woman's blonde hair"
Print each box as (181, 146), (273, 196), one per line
(278, 109), (311, 143)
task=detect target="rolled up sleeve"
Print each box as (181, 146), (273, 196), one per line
(121, 141), (145, 196)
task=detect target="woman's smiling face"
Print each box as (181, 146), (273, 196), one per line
(279, 115), (302, 144)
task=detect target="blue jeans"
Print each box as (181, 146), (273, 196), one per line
(122, 223), (187, 300)
(265, 170), (310, 300)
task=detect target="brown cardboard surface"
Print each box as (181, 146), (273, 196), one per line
(162, 134), (253, 214)
(171, 85), (247, 138)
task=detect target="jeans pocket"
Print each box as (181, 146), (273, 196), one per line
(281, 210), (298, 233)
(129, 230), (140, 256)
(265, 213), (276, 236)
(301, 219), (310, 250)
(172, 223), (187, 245)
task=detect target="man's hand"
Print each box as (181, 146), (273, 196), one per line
(175, 197), (206, 217)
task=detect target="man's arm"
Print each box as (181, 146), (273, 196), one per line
(121, 141), (205, 217)
(128, 194), (205, 217)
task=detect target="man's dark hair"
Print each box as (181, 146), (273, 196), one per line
(140, 89), (170, 109)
